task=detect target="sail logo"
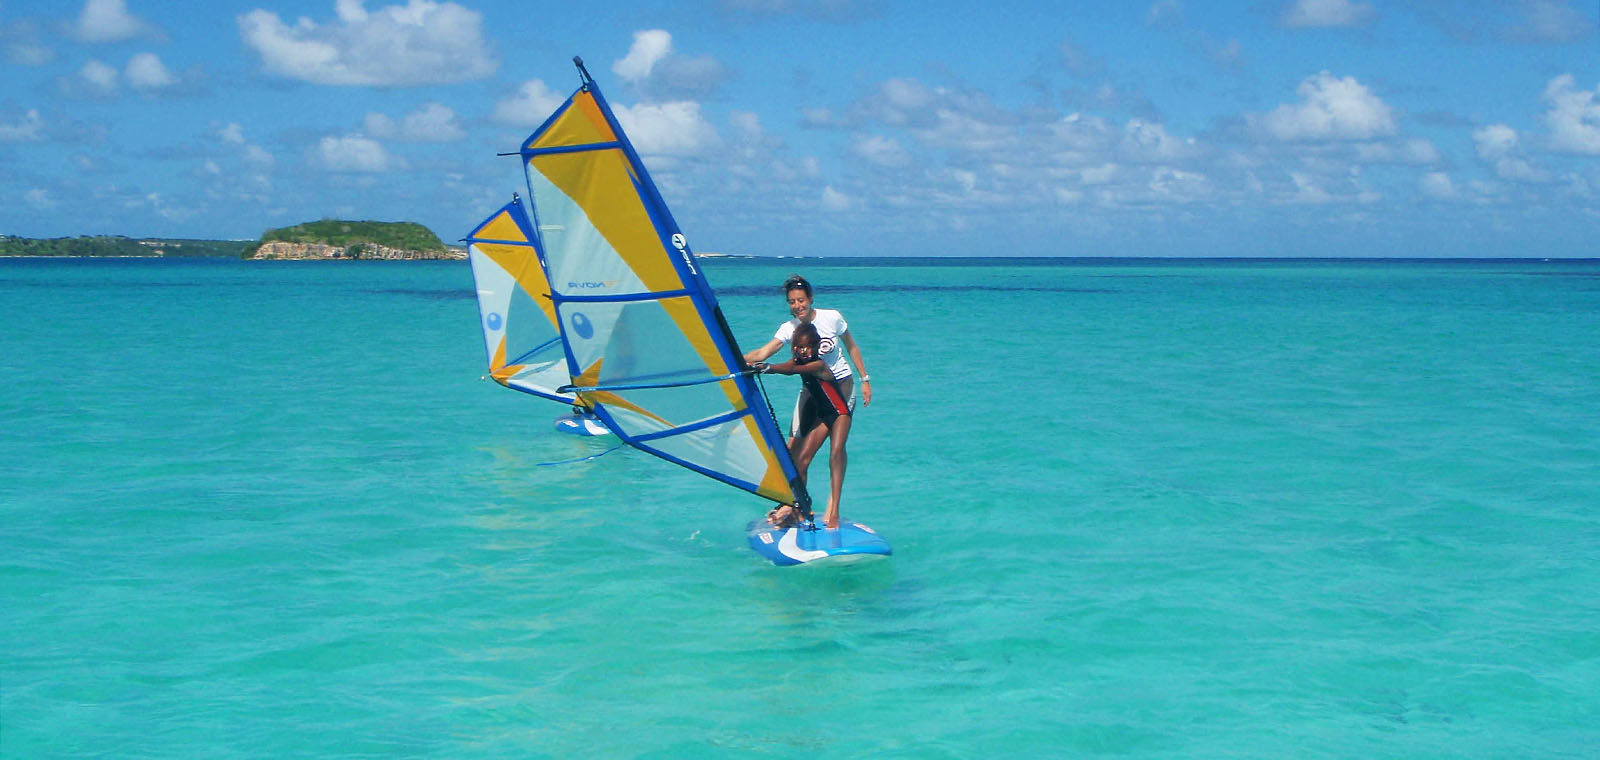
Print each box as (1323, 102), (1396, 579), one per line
(567, 280), (618, 289)
(486, 312), (502, 330)
(570, 312), (595, 339)
(672, 233), (697, 275)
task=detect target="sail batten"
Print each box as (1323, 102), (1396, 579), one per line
(524, 141), (624, 157)
(517, 62), (807, 509)
(556, 288), (698, 304)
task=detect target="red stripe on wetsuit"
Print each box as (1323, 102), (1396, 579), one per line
(813, 374), (849, 415)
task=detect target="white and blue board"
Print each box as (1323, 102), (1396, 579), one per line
(746, 518), (892, 566)
(554, 408), (612, 437)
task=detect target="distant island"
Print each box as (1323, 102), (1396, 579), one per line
(0, 219), (466, 261)
(0, 223), (769, 260)
(0, 235), (252, 258)
(245, 220), (464, 261)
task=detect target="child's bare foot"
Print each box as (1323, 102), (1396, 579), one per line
(766, 504), (800, 529)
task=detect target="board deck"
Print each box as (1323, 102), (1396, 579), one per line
(746, 518), (892, 566)
(553, 411), (612, 437)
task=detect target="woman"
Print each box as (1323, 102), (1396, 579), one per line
(743, 274), (871, 530)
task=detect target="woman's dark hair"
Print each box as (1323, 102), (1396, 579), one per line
(782, 274), (813, 297)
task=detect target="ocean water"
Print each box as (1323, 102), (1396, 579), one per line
(3, 256), (1598, 758)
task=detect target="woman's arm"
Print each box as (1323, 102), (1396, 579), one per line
(841, 329), (871, 405)
(743, 338), (783, 365)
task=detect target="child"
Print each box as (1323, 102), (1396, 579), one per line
(751, 321), (853, 530)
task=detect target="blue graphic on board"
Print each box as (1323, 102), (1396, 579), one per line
(745, 519), (892, 566)
(486, 312), (502, 331)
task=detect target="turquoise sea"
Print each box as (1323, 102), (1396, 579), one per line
(4, 256), (1599, 758)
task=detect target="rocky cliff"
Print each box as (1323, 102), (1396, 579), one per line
(248, 241), (466, 261)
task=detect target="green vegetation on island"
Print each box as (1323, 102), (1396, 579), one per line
(246, 219), (446, 258)
(0, 235), (252, 258)
(1, 220), (456, 260)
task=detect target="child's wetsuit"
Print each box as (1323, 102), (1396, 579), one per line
(794, 359), (852, 435)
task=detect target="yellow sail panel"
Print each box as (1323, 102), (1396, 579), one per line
(745, 414), (795, 502)
(476, 242), (558, 328)
(475, 208), (527, 244)
(528, 149), (684, 295)
(524, 91), (616, 152)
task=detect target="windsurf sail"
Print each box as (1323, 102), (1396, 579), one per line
(516, 57), (808, 509)
(466, 195), (577, 406)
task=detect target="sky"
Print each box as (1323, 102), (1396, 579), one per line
(0, 0), (1597, 257)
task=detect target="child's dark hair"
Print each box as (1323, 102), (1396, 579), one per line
(782, 274), (813, 297)
(792, 321), (820, 343)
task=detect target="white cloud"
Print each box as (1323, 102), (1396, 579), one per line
(878, 78), (936, 125)
(1281, 0), (1375, 28)
(125, 52), (176, 91)
(1122, 119), (1196, 161)
(1149, 167), (1210, 202)
(24, 188), (56, 209)
(800, 107), (835, 128)
(1287, 171), (1335, 203)
(238, 0), (495, 86)
(364, 102), (464, 142)
(610, 29), (727, 98)
(1419, 171), (1456, 199)
(218, 125), (275, 167)
(850, 134), (911, 167)
(1352, 138), (1441, 165)
(1081, 164), (1118, 185)
(1472, 123), (1550, 182)
(613, 101), (720, 156)
(1146, 0), (1182, 25)
(1257, 71), (1395, 141)
(314, 134), (397, 172)
(1211, 38), (1244, 68)
(79, 59), (119, 94)
(141, 191), (195, 222)
(2, 19), (54, 65)
(72, 0), (156, 42)
(1049, 113), (1117, 158)
(244, 144), (274, 167)
(614, 29), (672, 82)
(1542, 75), (1600, 155)
(0, 109), (43, 142)
(729, 111), (763, 140)
(1402, 138), (1441, 164)
(820, 185), (852, 212)
(1472, 124), (1518, 159)
(1516, 1), (1594, 43)
(1492, 157), (1551, 183)
(837, 78), (1018, 155)
(492, 78), (564, 126)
